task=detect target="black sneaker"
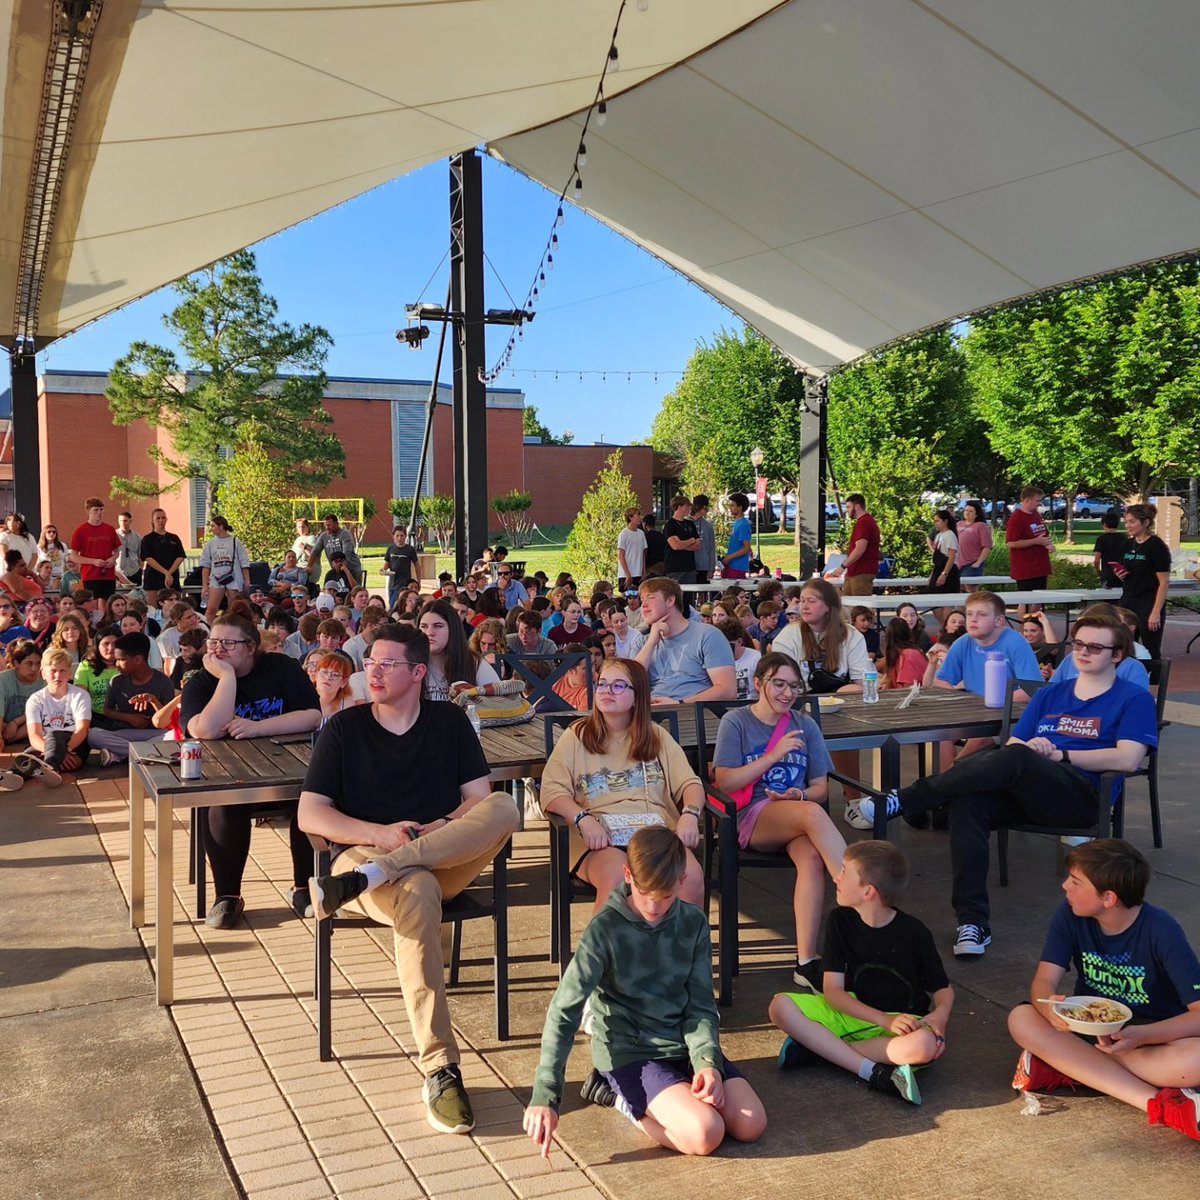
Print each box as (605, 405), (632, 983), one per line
(792, 957), (823, 993)
(16, 751), (60, 787)
(423, 1064), (474, 1134)
(308, 869), (368, 921)
(581, 1068), (617, 1108)
(778, 1036), (821, 1069)
(867, 1061), (922, 1105)
(290, 888), (312, 918)
(953, 923), (992, 957)
(205, 896), (245, 929)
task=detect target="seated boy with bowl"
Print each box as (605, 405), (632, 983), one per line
(1008, 839), (1200, 1141)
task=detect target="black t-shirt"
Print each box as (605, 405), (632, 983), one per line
(323, 568), (351, 598)
(107, 669), (176, 713)
(384, 543), (419, 587)
(1093, 531), (1127, 587)
(1119, 535), (1171, 603)
(663, 517), (698, 573)
(643, 528), (667, 570)
(140, 531), (186, 590)
(181, 653), (319, 731)
(822, 906), (949, 1016)
(303, 701), (489, 826)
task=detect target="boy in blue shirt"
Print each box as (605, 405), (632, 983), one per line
(855, 612), (1157, 958)
(935, 589), (1040, 698)
(769, 840), (954, 1105)
(721, 492), (753, 579)
(1008, 839), (1200, 1143)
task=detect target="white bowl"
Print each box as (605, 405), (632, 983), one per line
(1053, 995), (1133, 1036)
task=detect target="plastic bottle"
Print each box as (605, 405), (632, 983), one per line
(862, 665), (879, 704)
(466, 702), (482, 734)
(984, 651), (1007, 708)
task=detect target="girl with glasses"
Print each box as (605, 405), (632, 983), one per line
(540, 658), (707, 913)
(712, 651), (847, 993)
(314, 651), (359, 726)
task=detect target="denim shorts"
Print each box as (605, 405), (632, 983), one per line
(600, 1056), (744, 1120)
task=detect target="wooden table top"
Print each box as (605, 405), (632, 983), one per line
(130, 735), (314, 797)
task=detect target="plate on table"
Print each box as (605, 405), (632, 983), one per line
(816, 696), (845, 710)
(1052, 996), (1132, 1036)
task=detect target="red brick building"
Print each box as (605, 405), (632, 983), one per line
(33, 371), (676, 547)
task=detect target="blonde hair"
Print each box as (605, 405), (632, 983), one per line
(41, 647), (73, 673)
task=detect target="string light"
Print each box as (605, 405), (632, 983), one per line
(480, 0), (635, 383)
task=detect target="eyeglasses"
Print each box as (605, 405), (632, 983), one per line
(1070, 639), (1116, 656)
(595, 679), (632, 695)
(366, 657), (420, 672)
(316, 669), (347, 682)
(206, 638), (252, 649)
(767, 678), (804, 694)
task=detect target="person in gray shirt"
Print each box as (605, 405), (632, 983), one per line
(635, 577), (735, 703)
(307, 513), (363, 583)
(692, 494), (718, 585)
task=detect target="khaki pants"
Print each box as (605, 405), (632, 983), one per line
(333, 791), (519, 1072)
(842, 574), (874, 597)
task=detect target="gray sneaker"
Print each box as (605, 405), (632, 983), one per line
(16, 752), (61, 787)
(308, 869), (368, 921)
(423, 1064), (475, 1134)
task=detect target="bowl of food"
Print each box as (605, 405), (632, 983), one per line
(1052, 996), (1133, 1036)
(817, 696), (845, 710)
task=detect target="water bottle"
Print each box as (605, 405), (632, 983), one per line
(862, 665), (879, 704)
(466, 702), (482, 735)
(983, 651), (1006, 708)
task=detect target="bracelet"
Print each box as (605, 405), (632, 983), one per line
(573, 810), (592, 829)
(1061, 749), (1071, 765)
(798, 788), (807, 804)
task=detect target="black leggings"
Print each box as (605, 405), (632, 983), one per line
(1123, 593), (1164, 662)
(203, 800), (311, 898)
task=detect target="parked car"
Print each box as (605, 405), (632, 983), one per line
(1074, 496), (1122, 518)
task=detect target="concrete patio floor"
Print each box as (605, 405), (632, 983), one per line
(5, 624), (1200, 1200)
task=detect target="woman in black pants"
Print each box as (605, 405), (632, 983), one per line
(1116, 503), (1171, 663)
(180, 613), (322, 928)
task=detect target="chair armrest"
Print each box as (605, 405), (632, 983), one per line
(704, 784), (738, 821)
(826, 769), (886, 801)
(1094, 771), (1124, 838)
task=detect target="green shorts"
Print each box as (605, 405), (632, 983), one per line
(779, 991), (892, 1043)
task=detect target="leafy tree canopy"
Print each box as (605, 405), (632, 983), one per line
(523, 404), (574, 445)
(562, 451), (640, 588)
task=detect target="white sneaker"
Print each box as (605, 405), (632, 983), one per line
(0, 769), (24, 791)
(98, 748), (118, 767)
(844, 802), (873, 831)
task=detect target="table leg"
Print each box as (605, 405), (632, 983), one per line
(155, 797), (174, 1005)
(129, 761), (145, 928)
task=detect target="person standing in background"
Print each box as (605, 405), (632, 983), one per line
(956, 500), (993, 592)
(115, 511), (143, 586)
(1006, 487), (1053, 615)
(1116, 503), (1171, 663)
(641, 512), (667, 578)
(663, 494), (700, 585)
(140, 508), (187, 601)
(617, 507), (647, 593)
(721, 492), (753, 580)
(692, 495), (717, 585)
(829, 494), (880, 597)
(69, 498), (121, 601)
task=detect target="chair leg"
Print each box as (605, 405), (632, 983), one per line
(317, 915), (332, 1062)
(495, 851), (509, 1041)
(1148, 754), (1163, 849)
(718, 817), (738, 1007)
(554, 832), (573, 976)
(998, 829), (1010, 888)
(449, 919), (463, 987)
(188, 807), (197, 885)
(548, 827), (559, 965)
(194, 807), (208, 919)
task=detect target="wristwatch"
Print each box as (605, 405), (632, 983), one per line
(573, 810), (592, 829)
(1061, 749), (1071, 765)
(681, 805), (703, 819)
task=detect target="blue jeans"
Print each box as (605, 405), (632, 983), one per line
(960, 564), (985, 578)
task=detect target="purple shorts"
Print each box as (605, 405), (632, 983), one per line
(599, 1057), (743, 1120)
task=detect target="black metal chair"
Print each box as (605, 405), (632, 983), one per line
(309, 834), (511, 1061)
(995, 678), (1124, 885)
(693, 696), (887, 1006)
(543, 708), (681, 973)
(500, 652), (594, 712)
(1127, 659), (1171, 848)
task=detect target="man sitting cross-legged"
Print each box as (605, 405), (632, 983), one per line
(856, 611), (1157, 960)
(299, 621), (519, 1136)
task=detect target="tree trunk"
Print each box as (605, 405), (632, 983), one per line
(1064, 489), (1076, 544)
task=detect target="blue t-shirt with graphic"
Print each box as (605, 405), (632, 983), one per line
(726, 517), (753, 572)
(1051, 653), (1149, 690)
(1011, 676), (1157, 787)
(1041, 900), (1200, 1024)
(937, 627), (1041, 696)
(712, 706), (833, 806)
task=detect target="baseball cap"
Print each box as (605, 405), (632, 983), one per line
(315, 594), (335, 613)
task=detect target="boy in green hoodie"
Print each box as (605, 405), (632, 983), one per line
(524, 826), (766, 1157)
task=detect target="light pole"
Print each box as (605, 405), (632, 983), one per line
(750, 445), (765, 561)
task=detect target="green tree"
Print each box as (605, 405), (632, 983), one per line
(490, 490), (534, 548)
(650, 327), (807, 503)
(562, 451), (640, 588)
(422, 495), (457, 554)
(107, 250), (344, 509)
(217, 425), (296, 561)
(523, 404), (574, 445)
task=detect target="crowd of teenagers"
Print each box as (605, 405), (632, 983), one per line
(3, 497), (1195, 1151)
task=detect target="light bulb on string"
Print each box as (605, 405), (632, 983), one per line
(539, 271), (545, 284)
(578, 142), (588, 168)
(547, 254), (554, 271)
(556, 205), (564, 226)
(637, 0), (649, 10)
(608, 44), (619, 72)
(597, 99), (607, 126)
(573, 175), (583, 202)
(551, 233), (558, 251)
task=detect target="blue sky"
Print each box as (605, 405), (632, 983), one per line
(46, 155), (737, 446)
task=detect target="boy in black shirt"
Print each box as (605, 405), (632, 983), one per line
(769, 841), (954, 1105)
(1093, 512), (1127, 587)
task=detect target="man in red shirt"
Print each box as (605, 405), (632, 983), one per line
(1005, 485), (1054, 614)
(835, 493), (880, 597)
(69, 498), (122, 600)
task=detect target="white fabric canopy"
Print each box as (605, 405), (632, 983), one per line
(4, 0), (1200, 369)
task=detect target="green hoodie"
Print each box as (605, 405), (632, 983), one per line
(529, 884), (723, 1110)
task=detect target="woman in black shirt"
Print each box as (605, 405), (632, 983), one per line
(1116, 503), (1171, 661)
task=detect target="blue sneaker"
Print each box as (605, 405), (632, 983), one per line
(778, 1037), (821, 1069)
(868, 1061), (922, 1105)
(855, 791), (902, 828)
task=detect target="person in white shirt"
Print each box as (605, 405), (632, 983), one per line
(1, 512), (40, 570)
(608, 605), (645, 658)
(17, 647), (92, 785)
(617, 507), (648, 592)
(200, 516), (251, 620)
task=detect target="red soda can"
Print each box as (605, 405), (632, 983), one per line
(180, 741), (203, 780)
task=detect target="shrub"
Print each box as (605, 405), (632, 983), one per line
(562, 451), (641, 589)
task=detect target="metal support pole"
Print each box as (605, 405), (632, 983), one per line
(408, 284), (452, 544)
(11, 351), (41, 531)
(798, 377), (827, 579)
(449, 150), (489, 581)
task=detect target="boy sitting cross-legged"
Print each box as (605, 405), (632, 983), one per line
(1008, 839), (1200, 1141)
(768, 840), (954, 1105)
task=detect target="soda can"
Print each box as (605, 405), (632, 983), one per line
(180, 741), (203, 780)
